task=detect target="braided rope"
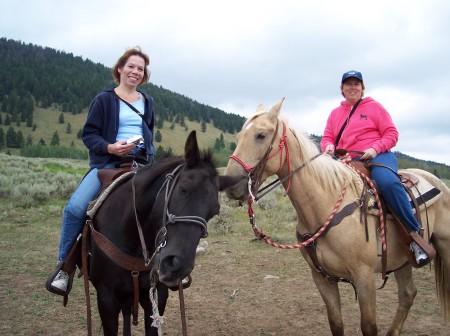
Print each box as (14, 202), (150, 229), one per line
(149, 286), (165, 335)
(250, 182), (349, 249)
(342, 154), (387, 251)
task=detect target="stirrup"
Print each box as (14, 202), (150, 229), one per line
(45, 262), (75, 306)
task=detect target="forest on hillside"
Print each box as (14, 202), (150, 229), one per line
(0, 38), (245, 141)
(0, 37), (449, 178)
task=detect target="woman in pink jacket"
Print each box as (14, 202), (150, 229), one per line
(320, 70), (428, 264)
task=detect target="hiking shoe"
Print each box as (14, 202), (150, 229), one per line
(51, 270), (69, 292)
(410, 241), (428, 264)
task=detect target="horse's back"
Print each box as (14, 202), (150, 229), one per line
(401, 168), (450, 225)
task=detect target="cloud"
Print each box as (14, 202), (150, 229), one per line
(1, 0), (449, 164)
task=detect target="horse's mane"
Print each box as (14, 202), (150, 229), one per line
(139, 149), (217, 184)
(289, 127), (362, 194)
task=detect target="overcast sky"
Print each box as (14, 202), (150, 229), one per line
(1, 0), (449, 164)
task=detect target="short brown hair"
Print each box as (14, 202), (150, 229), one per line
(112, 47), (150, 86)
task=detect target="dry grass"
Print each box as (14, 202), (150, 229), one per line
(0, 156), (449, 335)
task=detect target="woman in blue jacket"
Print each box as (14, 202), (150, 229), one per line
(48, 47), (155, 293)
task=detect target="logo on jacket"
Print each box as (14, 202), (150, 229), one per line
(360, 114), (368, 120)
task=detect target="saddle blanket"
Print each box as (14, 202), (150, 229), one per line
(86, 171), (134, 219)
(369, 170), (441, 215)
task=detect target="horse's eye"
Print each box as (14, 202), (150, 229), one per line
(179, 185), (189, 196)
(256, 133), (266, 140)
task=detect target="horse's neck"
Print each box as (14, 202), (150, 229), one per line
(279, 133), (358, 232)
(280, 169), (333, 232)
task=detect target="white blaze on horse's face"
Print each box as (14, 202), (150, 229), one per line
(225, 98), (286, 197)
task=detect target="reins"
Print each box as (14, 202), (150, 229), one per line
(250, 182), (351, 249)
(254, 152), (322, 202)
(230, 119), (331, 249)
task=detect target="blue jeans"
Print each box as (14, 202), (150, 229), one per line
(57, 162), (118, 261)
(368, 152), (421, 232)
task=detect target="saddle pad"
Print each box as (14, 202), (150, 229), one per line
(368, 170), (441, 215)
(86, 171), (134, 219)
(398, 170), (442, 210)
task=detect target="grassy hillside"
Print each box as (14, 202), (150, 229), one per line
(1, 105), (237, 158)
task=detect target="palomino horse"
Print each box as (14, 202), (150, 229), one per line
(224, 99), (450, 336)
(86, 131), (242, 336)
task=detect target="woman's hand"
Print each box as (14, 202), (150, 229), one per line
(360, 147), (377, 160)
(324, 144), (335, 156)
(107, 140), (136, 157)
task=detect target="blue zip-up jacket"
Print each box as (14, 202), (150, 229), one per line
(82, 88), (155, 168)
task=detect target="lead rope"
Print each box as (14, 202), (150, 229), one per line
(342, 154), (387, 251)
(149, 287), (164, 335)
(249, 180), (350, 249)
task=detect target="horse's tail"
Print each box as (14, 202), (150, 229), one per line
(435, 252), (450, 322)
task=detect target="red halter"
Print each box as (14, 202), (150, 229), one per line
(230, 120), (292, 195)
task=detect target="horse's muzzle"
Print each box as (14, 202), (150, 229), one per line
(158, 255), (194, 288)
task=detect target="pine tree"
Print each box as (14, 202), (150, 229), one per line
(50, 131), (60, 146)
(26, 134), (33, 146)
(6, 126), (16, 147)
(16, 130), (24, 148)
(155, 130), (162, 142)
(201, 119), (206, 132)
(0, 127), (4, 149)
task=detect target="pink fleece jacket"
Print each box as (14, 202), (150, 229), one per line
(320, 97), (398, 155)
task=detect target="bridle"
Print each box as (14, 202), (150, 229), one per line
(230, 118), (323, 203)
(230, 118), (293, 202)
(150, 164), (208, 261)
(148, 163), (210, 336)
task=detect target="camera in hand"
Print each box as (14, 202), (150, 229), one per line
(126, 135), (143, 145)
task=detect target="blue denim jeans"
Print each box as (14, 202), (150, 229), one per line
(57, 162), (118, 261)
(368, 152), (421, 232)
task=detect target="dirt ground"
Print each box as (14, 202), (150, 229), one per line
(41, 235), (449, 335)
(160, 236), (448, 336)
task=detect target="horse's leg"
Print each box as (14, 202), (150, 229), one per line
(121, 304), (132, 336)
(143, 283), (169, 336)
(310, 270), (344, 336)
(96, 288), (121, 336)
(353, 269), (378, 336)
(432, 221), (450, 322)
(386, 264), (416, 336)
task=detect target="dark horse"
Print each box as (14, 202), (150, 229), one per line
(85, 131), (242, 336)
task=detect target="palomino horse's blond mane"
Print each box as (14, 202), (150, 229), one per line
(281, 119), (364, 195)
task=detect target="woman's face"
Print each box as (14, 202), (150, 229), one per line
(341, 79), (363, 103)
(118, 55), (146, 87)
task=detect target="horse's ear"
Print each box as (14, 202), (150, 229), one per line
(217, 175), (246, 191)
(184, 130), (201, 167)
(255, 104), (265, 113)
(268, 97), (285, 118)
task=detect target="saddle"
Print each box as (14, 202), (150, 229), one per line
(46, 163), (139, 304)
(97, 155), (146, 188)
(349, 160), (439, 268)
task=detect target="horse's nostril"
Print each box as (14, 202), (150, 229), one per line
(161, 255), (181, 271)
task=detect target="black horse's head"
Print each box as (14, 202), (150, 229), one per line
(157, 131), (244, 287)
